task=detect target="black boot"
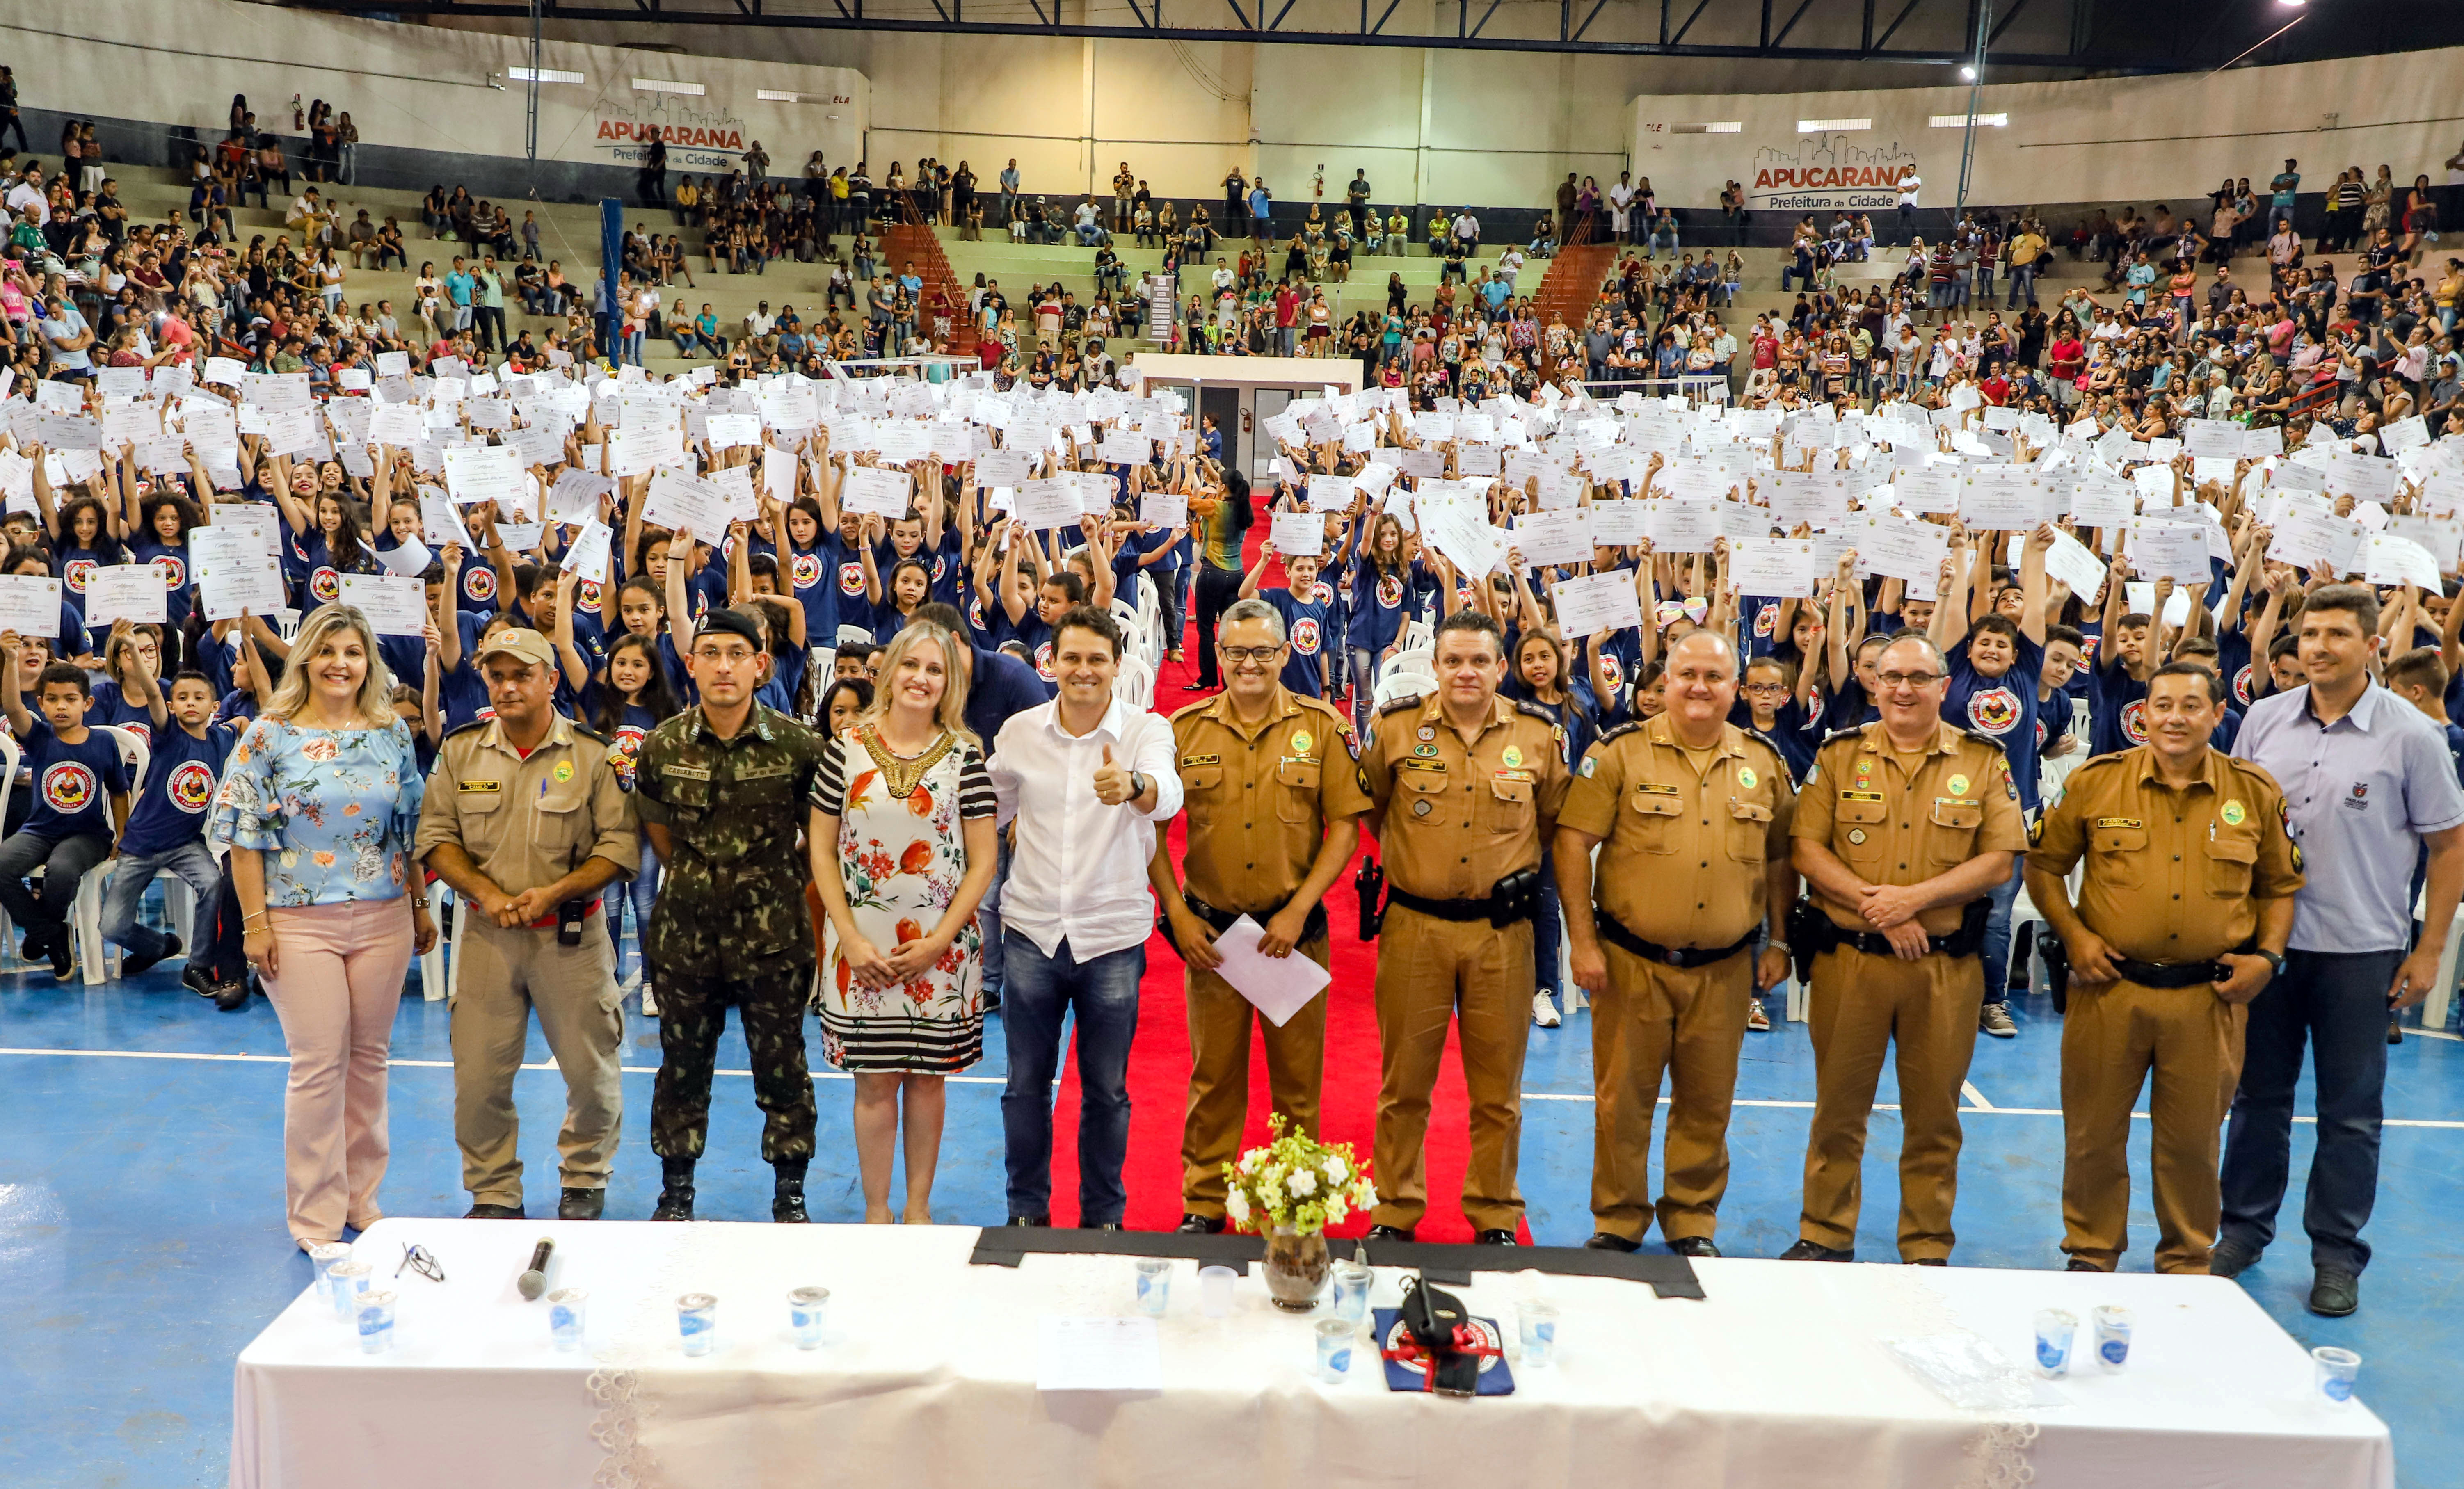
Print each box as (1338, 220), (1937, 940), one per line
(772, 1158), (810, 1223)
(652, 1156), (695, 1221)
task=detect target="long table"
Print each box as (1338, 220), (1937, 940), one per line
(231, 1219), (2393, 1489)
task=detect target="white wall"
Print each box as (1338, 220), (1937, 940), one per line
(2, 0), (868, 176)
(1631, 48), (2464, 212)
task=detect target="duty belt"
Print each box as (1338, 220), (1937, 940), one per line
(1183, 890), (1329, 947)
(1387, 868), (1539, 929)
(2110, 942), (2257, 989)
(1596, 911), (1757, 970)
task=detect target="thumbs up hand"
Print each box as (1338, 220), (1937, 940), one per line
(1091, 743), (1136, 806)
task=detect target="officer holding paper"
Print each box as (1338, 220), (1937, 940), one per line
(1150, 597), (1369, 1234)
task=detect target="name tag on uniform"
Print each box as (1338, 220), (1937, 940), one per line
(1936, 797), (1977, 808)
(736, 765), (794, 781)
(664, 765), (712, 781)
(1634, 782), (1680, 796)
(1494, 769), (1534, 783)
(1180, 753), (1221, 767)
(1401, 758), (1446, 772)
(2095, 816), (2143, 829)
(457, 779), (501, 794)
(1838, 790), (1885, 802)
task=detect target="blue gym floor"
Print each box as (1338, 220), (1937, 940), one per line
(3, 935), (2458, 1487)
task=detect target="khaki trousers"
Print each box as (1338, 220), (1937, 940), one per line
(1799, 945), (1983, 1261)
(1591, 943), (1752, 1243)
(1371, 906), (1532, 1234)
(2061, 976), (2247, 1274)
(450, 916), (624, 1206)
(1180, 935), (1330, 1215)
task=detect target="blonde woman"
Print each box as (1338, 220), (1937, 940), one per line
(209, 605), (436, 1249)
(807, 621), (998, 1224)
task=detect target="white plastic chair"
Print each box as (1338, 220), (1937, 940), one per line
(1115, 651), (1156, 711)
(1106, 597), (1151, 667)
(421, 884), (462, 1004)
(2415, 886), (2460, 1035)
(1133, 572), (1165, 658)
(1371, 669), (1436, 712)
(1387, 647), (1436, 679)
(835, 623), (873, 647)
(73, 726), (149, 985)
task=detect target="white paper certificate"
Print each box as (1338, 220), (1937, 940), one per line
(1729, 537), (1818, 598)
(83, 564), (167, 627)
(1551, 569), (1643, 639)
(339, 574), (429, 637)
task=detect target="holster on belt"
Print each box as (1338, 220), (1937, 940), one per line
(1389, 866), (1541, 930)
(1357, 856), (1386, 940)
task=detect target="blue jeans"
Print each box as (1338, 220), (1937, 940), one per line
(605, 843), (661, 981)
(1979, 854), (2023, 1007)
(976, 838), (1013, 1002)
(2220, 948), (2403, 1274)
(1533, 850), (1562, 999)
(99, 839), (221, 962)
(999, 932), (1144, 1224)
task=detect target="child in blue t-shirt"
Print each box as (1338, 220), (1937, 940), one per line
(0, 644), (134, 979)
(1238, 534), (1333, 698)
(99, 664), (234, 980)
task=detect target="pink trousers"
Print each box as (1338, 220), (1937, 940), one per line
(261, 899), (416, 1245)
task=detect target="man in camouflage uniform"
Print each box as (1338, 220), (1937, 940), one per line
(633, 609), (830, 1222)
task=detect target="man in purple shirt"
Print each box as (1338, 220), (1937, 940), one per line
(2222, 585), (2464, 1317)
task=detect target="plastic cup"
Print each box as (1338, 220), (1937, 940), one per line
(547, 1288), (588, 1352)
(355, 1290), (397, 1355)
(2313, 1346), (2361, 1405)
(2091, 1304), (2132, 1373)
(789, 1286), (830, 1350)
(1198, 1265), (1237, 1318)
(1133, 1258), (1173, 1318)
(678, 1293), (718, 1357)
(2033, 1308), (2078, 1378)
(307, 1242), (353, 1307)
(1315, 1318), (1355, 1383)
(1330, 1260), (1372, 1324)
(327, 1260), (373, 1326)
(1519, 1300), (1559, 1368)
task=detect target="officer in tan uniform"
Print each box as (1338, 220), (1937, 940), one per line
(2024, 662), (2302, 1274)
(1787, 633), (2027, 1263)
(1557, 631), (1796, 1258)
(1150, 598), (1372, 1234)
(1359, 610), (1570, 1244)
(416, 630), (640, 1222)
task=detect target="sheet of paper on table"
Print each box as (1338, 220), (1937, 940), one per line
(1211, 914), (1332, 1028)
(1036, 1316), (1163, 1392)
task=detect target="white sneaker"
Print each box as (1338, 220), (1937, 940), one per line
(1531, 991), (1561, 1028)
(640, 982), (660, 1017)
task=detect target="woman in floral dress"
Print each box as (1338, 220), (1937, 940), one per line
(808, 621), (998, 1224)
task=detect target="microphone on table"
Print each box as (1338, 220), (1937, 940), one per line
(517, 1237), (557, 1301)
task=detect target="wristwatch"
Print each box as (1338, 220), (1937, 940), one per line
(2256, 949), (2286, 976)
(1128, 770), (1148, 802)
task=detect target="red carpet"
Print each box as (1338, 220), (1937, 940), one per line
(1041, 541), (1532, 1242)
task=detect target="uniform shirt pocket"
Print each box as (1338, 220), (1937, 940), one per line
(1182, 764), (1227, 799)
(456, 786), (506, 855)
(1927, 798), (1983, 867)
(535, 783), (590, 852)
(1629, 789), (1683, 852)
(1727, 799), (1773, 865)
(1275, 758), (1321, 824)
(2205, 831), (2258, 897)
(1836, 795), (1890, 871)
(1483, 774), (1535, 834)
(2090, 823), (2149, 888)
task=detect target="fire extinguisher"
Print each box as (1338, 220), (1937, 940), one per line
(290, 94), (304, 132)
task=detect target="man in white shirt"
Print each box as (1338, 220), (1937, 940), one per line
(5, 164), (47, 227)
(1451, 210), (1480, 251)
(990, 605), (1183, 1227)
(743, 303), (776, 341)
(1896, 169), (1922, 244)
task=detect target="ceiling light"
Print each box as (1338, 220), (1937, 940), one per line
(631, 78), (704, 96)
(1799, 118), (1872, 132)
(1959, 64), (1977, 80)
(508, 67), (584, 84)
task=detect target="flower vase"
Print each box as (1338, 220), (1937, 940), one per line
(1263, 1225), (1331, 1312)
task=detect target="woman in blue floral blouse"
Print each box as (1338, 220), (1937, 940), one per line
(209, 604), (438, 1249)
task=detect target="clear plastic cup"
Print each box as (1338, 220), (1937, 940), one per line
(2091, 1304), (2132, 1373)
(2313, 1346), (2361, 1405)
(1133, 1258), (1173, 1317)
(327, 1260), (373, 1326)
(1330, 1260), (1372, 1324)
(1519, 1300), (1559, 1368)
(678, 1293), (718, 1357)
(547, 1288), (588, 1352)
(2033, 1308), (2078, 1378)
(1198, 1265), (1237, 1318)
(355, 1290), (397, 1355)
(307, 1242), (353, 1307)
(1314, 1318), (1355, 1383)
(789, 1286), (830, 1350)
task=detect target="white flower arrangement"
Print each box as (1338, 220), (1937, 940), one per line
(1220, 1114), (1379, 1236)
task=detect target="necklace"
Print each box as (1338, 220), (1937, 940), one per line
(856, 720), (953, 800)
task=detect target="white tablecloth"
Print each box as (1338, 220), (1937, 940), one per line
(232, 1219), (2393, 1489)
